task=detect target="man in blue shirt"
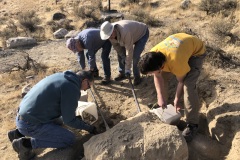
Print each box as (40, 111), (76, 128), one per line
(66, 28), (112, 84)
(8, 71), (97, 159)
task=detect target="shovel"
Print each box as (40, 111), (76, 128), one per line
(127, 76), (141, 113)
(89, 88), (110, 130)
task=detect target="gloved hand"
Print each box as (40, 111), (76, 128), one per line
(89, 126), (99, 135)
(125, 70), (131, 78)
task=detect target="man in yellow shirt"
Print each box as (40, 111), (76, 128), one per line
(138, 33), (206, 142)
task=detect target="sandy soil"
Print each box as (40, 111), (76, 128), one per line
(0, 0), (240, 160)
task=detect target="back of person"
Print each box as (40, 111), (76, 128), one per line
(112, 20), (148, 46)
(150, 33), (206, 77)
(76, 28), (106, 50)
(19, 71), (80, 124)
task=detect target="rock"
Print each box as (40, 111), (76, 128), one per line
(53, 28), (68, 39)
(53, 12), (66, 20)
(84, 112), (188, 160)
(181, 0), (191, 9)
(6, 37), (37, 48)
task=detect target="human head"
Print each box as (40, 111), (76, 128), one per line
(138, 52), (166, 75)
(66, 38), (83, 53)
(76, 71), (94, 90)
(100, 21), (115, 40)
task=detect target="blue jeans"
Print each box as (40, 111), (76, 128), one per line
(115, 28), (149, 78)
(16, 116), (75, 149)
(77, 40), (112, 77)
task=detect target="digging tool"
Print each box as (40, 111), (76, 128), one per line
(89, 88), (110, 130)
(127, 76), (141, 113)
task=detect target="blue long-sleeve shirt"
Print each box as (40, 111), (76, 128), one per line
(18, 71), (93, 132)
(75, 28), (107, 70)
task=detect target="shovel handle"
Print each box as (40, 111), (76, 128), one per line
(89, 88), (110, 130)
(128, 76), (141, 113)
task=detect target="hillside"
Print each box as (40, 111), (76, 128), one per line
(0, 0), (239, 160)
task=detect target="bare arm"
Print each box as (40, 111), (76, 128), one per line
(154, 72), (167, 108)
(174, 75), (186, 110)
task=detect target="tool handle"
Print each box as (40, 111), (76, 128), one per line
(128, 77), (141, 113)
(89, 88), (110, 130)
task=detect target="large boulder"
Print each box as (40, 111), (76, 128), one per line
(6, 37), (37, 48)
(84, 112), (188, 160)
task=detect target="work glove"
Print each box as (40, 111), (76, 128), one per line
(89, 126), (99, 135)
(125, 70), (131, 78)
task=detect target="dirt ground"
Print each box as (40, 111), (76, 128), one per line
(0, 0), (240, 160)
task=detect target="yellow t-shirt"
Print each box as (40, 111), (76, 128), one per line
(150, 33), (206, 77)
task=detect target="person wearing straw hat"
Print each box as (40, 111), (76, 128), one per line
(100, 20), (149, 86)
(138, 33), (206, 142)
(66, 28), (112, 85)
(7, 70), (97, 159)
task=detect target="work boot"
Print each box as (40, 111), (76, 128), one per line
(101, 76), (111, 85)
(133, 77), (141, 86)
(114, 73), (126, 81)
(8, 129), (24, 142)
(182, 123), (198, 142)
(91, 69), (99, 78)
(12, 138), (35, 160)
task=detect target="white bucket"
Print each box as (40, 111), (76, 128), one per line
(76, 101), (98, 124)
(150, 104), (181, 125)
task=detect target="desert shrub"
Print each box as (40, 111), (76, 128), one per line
(119, 0), (128, 7)
(210, 18), (236, 43)
(222, 0), (238, 10)
(17, 11), (41, 32)
(131, 8), (162, 27)
(47, 20), (74, 32)
(0, 20), (19, 47)
(73, 0), (102, 21)
(168, 23), (198, 37)
(199, 0), (238, 15)
(199, 0), (223, 15)
(45, 7), (51, 12)
(74, 5), (99, 21)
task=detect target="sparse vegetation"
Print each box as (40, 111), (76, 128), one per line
(47, 20), (74, 32)
(17, 10), (41, 32)
(199, 0), (238, 15)
(210, 17), (238, 44)
(131, 8), (162, 27)
(0, 20), (19, 47)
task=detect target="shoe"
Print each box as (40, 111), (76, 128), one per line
(91, 70), (99, 78)
(8, 129), (24, 142)
(182, 123), (198, 142)
(12, 138), (35, 160)
(133, 77), (141, 86)
(114, 73), (126, 81)
(101, 76), (111, 85)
